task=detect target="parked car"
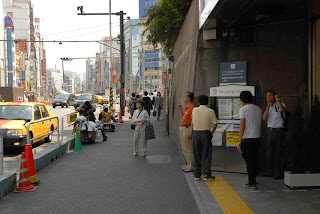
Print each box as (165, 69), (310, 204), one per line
(95, 95), (108, 105)
(74, 94), (98, 109)
(53, 94), (77, 108)
(0, 102), (58, 148)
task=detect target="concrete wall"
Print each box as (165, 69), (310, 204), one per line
(170, 0), (199, 146)
(196, 20), (308, 112)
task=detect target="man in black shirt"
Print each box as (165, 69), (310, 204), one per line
(142, 91), (153, 116)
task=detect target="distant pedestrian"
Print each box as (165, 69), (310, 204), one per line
(178, 92), (196, 173)
(263, 90), (286, 179)
(191, 95), (217, 181)
(132, 100), (150, 157)
(142, 91), (153, 116)
(237, 91), (263, 189)
(153, 92), (164, 120)
(128, 93), (137, 117)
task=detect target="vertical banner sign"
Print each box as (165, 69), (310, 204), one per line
(8, 73), (13, 86)
(162, 71), (166, 83)
(98, 59), (102, 92)
(6, 28), (13, 71)
(21, 71), (26, 80)
(43, 50), (47, 88)
(112, 58), (117, 84)
(34, 18), (40, 38)
(110, 87), (114, 108)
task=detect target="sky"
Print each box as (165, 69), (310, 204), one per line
(30, 0), (139, 80)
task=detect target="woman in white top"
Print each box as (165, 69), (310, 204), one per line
(237, 91), (263, 190)
(132, 99), (150, 156)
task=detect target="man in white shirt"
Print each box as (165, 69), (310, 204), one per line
(263, 90), (286, 179)
(237, 91), (263, 189)
(132, 99), (150, 157)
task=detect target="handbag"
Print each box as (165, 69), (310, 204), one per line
(145, 121), (156, 140)
(152, 110), (156, 117)
(131, 110), (143, 130)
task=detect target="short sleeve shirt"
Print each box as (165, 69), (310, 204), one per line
(180, 103), (195, 126)
(239, 104), (262, 139)
(192, 105), (218, 131)
(267, 102), (286, 128)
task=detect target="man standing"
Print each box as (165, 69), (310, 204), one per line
(178, 92), (195, 173)
(128, 93), (137, 118)
(237, 91), (262, 189)
(190, 95), (217, 181)
(263, 90), (286, 179)
(154, 92), (164, 120)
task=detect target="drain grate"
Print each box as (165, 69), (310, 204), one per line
(147, 155), (171, 164)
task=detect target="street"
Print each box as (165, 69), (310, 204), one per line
(0, 115), (200, 214)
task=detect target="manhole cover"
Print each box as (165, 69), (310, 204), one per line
(147, 155), (171, 164)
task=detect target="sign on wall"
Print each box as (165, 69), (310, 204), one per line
(210, 85), (255, 97)
(220, 61), (247, 85)
(4, 15), (14, 31)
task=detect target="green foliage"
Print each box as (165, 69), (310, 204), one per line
(141, 0), (192, 54)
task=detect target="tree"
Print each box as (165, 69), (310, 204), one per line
(142, 0), (192, 54)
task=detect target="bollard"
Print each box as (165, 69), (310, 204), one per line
(0, 132), (3, 175)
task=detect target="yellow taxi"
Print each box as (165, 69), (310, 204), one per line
(95, 95), (108, 104)
(0, 102), (58, 148)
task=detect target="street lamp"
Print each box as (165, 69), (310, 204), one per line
(77, 6), (126, 116)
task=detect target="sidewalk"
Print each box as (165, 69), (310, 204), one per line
(0, 113), (200, 213)
(1, 113), (320, 213)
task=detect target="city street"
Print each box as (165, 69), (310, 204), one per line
(0, 116), (200, 214)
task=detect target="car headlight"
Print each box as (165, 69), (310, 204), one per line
(7, 129), (23, 136)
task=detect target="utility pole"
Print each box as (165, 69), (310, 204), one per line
(77, 6), (126, 116)
(109, 0), (112, 91)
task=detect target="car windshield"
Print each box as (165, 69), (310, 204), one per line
(0, 105), (32, 121)
(55, 94), (69, 99)
(78, 95), (91, 100)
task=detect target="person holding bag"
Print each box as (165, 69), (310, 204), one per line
(131, 99), (150, 156)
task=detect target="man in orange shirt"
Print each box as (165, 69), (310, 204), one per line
(178, 91), (196, 172)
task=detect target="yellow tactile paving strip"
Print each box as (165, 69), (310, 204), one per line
(205, 175), (254, 214)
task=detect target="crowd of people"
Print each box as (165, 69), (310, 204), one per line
(178, 90), (286, 189)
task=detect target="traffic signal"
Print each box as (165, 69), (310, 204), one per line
(60, 57), (72, 61)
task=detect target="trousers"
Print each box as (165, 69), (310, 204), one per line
(179, 127), (194, 169)
(241, 138), (261, 185)
(266, 129), (285, 178)
(133, 130), (147, 155)
(193, 131), (212, 178)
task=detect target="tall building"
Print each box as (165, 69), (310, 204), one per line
(99, 37), (121, 95)
(3, 0), (32, 90)
(139, 20), (166, 93)
(46, 68), (63, 93)
(124, 19), (140, 95)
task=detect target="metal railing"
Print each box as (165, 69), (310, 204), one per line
(26, 116), (60, 145)
(0, 129), (7, 175)
(61, 112), (78, 141)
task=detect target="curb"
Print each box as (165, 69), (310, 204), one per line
(0, 138), (75, 199)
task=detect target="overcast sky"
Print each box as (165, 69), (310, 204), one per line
(30, 0), (139, 80)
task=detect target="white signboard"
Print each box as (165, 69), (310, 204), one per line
(218, 99), (232, 119)
(210, 85), (255, 97)
(17, 96), (22, 102)
(212, 132), (222, 146)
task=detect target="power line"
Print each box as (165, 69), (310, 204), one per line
(42, 22), (120, 36)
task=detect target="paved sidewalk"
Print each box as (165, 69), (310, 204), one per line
(0, 114), (200, 214)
